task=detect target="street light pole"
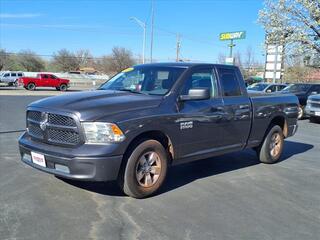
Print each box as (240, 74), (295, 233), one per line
(130, 17), (146, 64)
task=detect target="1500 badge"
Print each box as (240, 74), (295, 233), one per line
(180, 121), (193, 130)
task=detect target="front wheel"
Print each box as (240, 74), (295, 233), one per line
(59, 84), (67, 91)
(118, 140), (168, 198)
(256, 125), (284, 164)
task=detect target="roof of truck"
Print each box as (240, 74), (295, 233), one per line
(134, 62), (238, 68)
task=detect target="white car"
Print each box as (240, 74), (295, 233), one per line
(0, 71), (24, 86)
(247, 82), (287, 93)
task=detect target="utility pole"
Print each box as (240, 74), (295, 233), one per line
(176, 34), (181, 62)
(229, 39), (236, 58)
(150, 0), (154, 63)
(130, 17), (146, 64)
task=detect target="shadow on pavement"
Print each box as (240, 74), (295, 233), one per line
(59, 140), (313, 197)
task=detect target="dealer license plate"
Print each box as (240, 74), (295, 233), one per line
(31, 152), (46, 167)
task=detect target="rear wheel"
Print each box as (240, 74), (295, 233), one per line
(118, 139), (168, 198)
(256, 125), (284, 164)
(59, 84), (67, 91)
(27, 82), (36, 91)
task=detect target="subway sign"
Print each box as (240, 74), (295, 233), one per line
(219, 31), (246, 41)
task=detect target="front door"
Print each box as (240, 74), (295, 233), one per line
(177, 67), (225, 160)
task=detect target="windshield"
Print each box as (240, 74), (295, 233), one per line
(282, 84), (310, 92)
(247, 83), (269, 91)
(99, 66), (186, 95)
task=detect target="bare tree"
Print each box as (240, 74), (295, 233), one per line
(52, 49), (79, 72)
(217, 52), (226, 64)
(245, 46), (256, 70)
(16, 50), (45, 72)
(108, 47), (136, 73)
(75, 49), (94, 68)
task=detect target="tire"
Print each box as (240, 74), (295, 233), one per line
(297, 105), (304, 119)
(56, 87), (60, 91)
(59, 84), (67, 91)
(27, 82), (36, 91)
(118, 139), (168, 198)
(256, 125), (284, 164)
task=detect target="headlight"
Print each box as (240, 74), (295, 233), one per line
(82, 122), (125, 143)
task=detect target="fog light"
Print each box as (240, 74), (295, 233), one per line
(55, 164), (70, 174)
(23, 153), (31, 162)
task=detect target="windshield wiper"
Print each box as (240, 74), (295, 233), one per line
(117, 89), (146, 95)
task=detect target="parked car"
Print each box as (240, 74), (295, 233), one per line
(281, 83), (320, 119)
(19, 63), (299, 198)
(19, 73), (70, 91)
(305, 94), (320, 123)
(0, 71), (24, 86)
(247, 82), (287, 93)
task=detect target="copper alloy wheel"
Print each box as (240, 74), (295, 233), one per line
(135, 151), (162, 188)
(269, 132), (282, 158)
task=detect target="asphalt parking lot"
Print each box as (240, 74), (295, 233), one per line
(0, 93), (320, 240)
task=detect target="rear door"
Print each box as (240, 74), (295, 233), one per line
(215, 66), (251, 149)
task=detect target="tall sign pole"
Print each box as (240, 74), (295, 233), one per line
(219, 31), (246, 65)
(150, 0), (154, 63)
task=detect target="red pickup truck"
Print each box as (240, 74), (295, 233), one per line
(19, 73), (70, 91)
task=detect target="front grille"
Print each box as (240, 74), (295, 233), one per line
(28, 123), (44, 139)
(48, 113), (76, 127)
(28, 111), (42, 122)
(310, 102), (320, 108)
(48, 129), (81, 145)
(27, 110), (82, 146)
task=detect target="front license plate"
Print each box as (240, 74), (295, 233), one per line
(31, 152), (46, 167)
(315, 112), (320, 116)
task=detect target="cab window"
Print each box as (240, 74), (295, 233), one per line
(182, 68), (216, 97)
(217, 68), (242, 97)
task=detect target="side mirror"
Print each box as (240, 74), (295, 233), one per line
(266, 89), (272, 93)
(180, 88), (210, 101)
(310, 91), (318, 95)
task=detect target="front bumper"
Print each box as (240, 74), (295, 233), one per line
(18, 132), (123, 181)
(305, 105), (320, 118)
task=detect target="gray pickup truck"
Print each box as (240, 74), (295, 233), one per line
(19, 63), (299, 198)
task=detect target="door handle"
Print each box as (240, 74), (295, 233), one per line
(239, 104), (249, 109)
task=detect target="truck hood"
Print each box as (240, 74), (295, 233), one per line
(29, 90), (162, 121)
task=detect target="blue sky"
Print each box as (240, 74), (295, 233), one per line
(0, 0), (266, 63)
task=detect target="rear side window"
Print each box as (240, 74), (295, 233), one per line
(43, 75), (48, 79)
(310, 85), (320, 94)
(11, 73), (17, 77)
(217, 68), (241, 97)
